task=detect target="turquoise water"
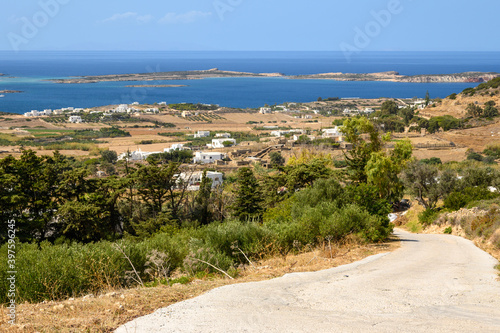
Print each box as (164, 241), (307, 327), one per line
(0, 51), (499, 114)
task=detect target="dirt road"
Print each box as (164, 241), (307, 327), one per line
(116, 229), (500, 332)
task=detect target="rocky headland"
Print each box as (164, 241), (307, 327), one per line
(293, 71), (500, 83)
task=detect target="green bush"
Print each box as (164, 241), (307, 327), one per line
(444, 187), (499, 211)
(418, 209), (439, 225)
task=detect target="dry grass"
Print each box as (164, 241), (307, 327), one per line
(0, 239), (399, 333)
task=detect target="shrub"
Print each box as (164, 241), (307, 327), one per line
(418, 209), (439, 225)
(444, 187), (499, 211)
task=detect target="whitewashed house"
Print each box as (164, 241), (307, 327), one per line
(164, 144), (186, 153)
(209, 138), (237, 149)
(322, 127), (343, 139)
(115, 104), (128, 113)
(260, 107), (272, 114)
(24, 110), (40, 117)
(117, 149), (162, 161)
(215, 133), (231, 138)
(194, 131), (211, 138)
(193, 152), (226, 164)
(69, 116), (82, 123)
(179, 171), (224, 191)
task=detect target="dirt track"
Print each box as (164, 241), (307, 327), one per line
(116, 229), (500, 333)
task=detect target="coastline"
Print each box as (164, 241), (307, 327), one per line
(49, 69), (500, 85)
(124, 84), (188, 88)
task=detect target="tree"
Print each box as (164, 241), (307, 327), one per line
(134, 163), (179, 218)
(398, 107), (415, 126)
(483, 101), (499, 118)
(232, 168), (263, 221)
(425, 91), (430, 106)
(365, 140), (413, 201)
(341, 118), (383, 183)
(401, 161), (440, 210)
(192, 171), (214, 225)
(380, 100), (399, 115)
(466, 103), (483, 118)
(100, 150), (118, 164)
(269, 151), (285, 167)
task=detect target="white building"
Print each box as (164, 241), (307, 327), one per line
(322, 127), (343, 139)
(193, 152), (226, 164)
(159, 102), (167, 106)
(164, 144), (186, 153)
(131, 102), (140, 106)
(209, 138), (237, 149)
(53, 109), (64, 115)
(302, 115), (313, 119)
(62, 107), (74, 112)
(24, 110), (40, 117)
(69, 116), (82, 123)
(115, 104), (128, 113)
(271, 129), (305, 137)
(182, 111), (199, 118)
(215, 133), (231, 138)
(194, 131), (211, 138)
(117, 149), (162, 161)
(43, 109), (52, 115)
(179, 171), (224, 191)
(260, 107), (272, 114)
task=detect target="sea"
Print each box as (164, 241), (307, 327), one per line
(1, 51), (500, 115)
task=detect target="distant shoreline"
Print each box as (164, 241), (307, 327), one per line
(124, 84), (188, 88)
(49, 69), (500, 84)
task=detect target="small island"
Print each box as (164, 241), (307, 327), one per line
(0, 90), (23, 94)
(50, 68), (284, 84)
(124, 84), (188, 88)
(49, 69), (500, 85)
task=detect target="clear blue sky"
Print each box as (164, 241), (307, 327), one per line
(1, 0), (499, 51)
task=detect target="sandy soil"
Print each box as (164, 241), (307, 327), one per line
(116, 229), (500, 333)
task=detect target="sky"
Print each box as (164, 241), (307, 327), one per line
(0, 0), (499, 52)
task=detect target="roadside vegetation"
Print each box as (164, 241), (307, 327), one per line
(0, 117), (413, 304)
(398, 155), (500, 258)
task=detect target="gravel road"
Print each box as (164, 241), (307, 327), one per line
(116, 229), (500, 333)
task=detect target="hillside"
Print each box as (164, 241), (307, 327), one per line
(419, 77), (500, 151)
